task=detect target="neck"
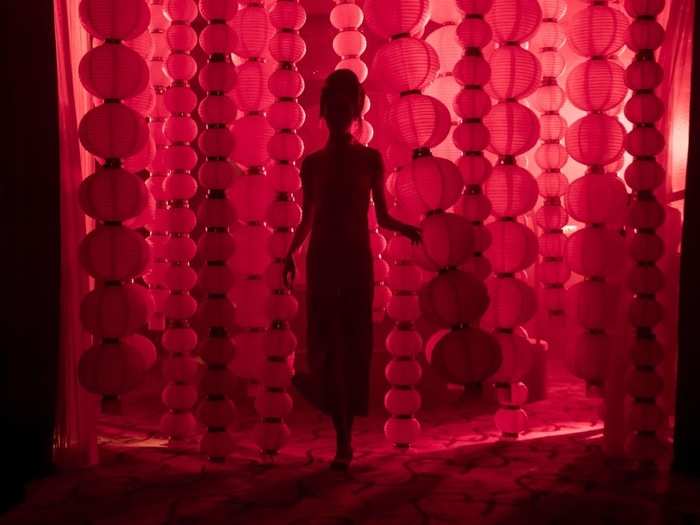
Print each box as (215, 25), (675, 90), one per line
(328, 129), (352, 143)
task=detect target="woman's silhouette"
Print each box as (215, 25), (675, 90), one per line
(282, 69), (421, 470)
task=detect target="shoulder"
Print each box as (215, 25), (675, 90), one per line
(350, 144), (383, 169)
(301, 150), (323, 169)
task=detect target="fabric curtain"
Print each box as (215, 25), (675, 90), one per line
(52, 0), (98, 469)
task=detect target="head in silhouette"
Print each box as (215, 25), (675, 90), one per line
(320, 69), (364, 138)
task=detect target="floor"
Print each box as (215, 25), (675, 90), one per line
(5, 359), (700, 525)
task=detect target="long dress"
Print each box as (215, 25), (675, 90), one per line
(294, 137), (381, 418)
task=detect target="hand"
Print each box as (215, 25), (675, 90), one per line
(399, 224), (422, 245)
(282, 255), (296, 289)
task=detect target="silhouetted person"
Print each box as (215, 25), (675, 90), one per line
(283, 69), (421, 470)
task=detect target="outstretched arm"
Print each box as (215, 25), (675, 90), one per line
(283, 157), (314, 287)
(370, 151), (422, 244)
(286, 157), (315, 260)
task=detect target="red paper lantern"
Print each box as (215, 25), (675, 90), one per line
(79, 0), (150, 41)
(486, 0), (541, 43)
(486, 45), (541, 100)
(363, 0), (430, 39)
(419, 270), (489, 327)
(431, 328), (501, 384)
(395, 155), (462, 214)
(484, 164), (538, 218)
(567, 59), (626, 112)
(565, 114), (625, 166)
(484, 102), (539, 156)
(372, 37), (439, 93)
(413, 213), (474, 271)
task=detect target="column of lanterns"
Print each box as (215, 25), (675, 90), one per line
(77, 0), (156, 411)
(255, 0), (307, 457)
(531, 0), (569, 343)
(419, 0), (503, 393)
(229, 2), (275, 397)
(482, 0), (542, 438)
(453, 0), (494, 282)
(564, 2), (629, 394)
(364, 0), (435, 448)
(423, 5), (462, 163)
(159, 0), (200, 442)
(622, 0), (668, 462)
(330, 1), (388, 322)
(195, 0), (239, 462)
(144, 1), (172, 332)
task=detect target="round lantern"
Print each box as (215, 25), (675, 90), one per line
(431, 328), (502, 384)
(363, 0), (430, 39)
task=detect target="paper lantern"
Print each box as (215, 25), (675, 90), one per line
(565, 114), (625, 166)
(431, 328), (501, 384)
(484, 102), (539, 157)
(486, 45), (541, 100)
(419, 270), (489, 327)
(372, 37), (439, 93)
(413, 212), (474, 271)
(567, 4), (628, 57)
(566, 59), (627, 112)
(79, 0), (150, 41)
(484, 164), (538, 218)
(394, 155), (462, 214)
(363, 0), (430, 39)
(232, 3), (272, 58)
(387, 94), (451, 151)
(486, 0), (541, 43)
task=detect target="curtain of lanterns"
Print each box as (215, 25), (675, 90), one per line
(622, 0), (668, 462)
(229, 2), (275, 399)
(482, 0), (542, 438)
(422, 0), (502, 394)
(145, 1), (172, 332)
(365, 0), (438, 448)
(255, 0), (307, 457)
(564, 2), (628, 394)
(159, 0), (201, 442)
(77, 0), (156, 412)
(195, 0), (239, 462)
(531, 0), (569, 345)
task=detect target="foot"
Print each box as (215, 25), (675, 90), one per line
(330, 446), (353, 471)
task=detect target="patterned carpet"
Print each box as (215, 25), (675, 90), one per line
(5, 359), (700, 525)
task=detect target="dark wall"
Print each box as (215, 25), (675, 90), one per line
(3, 0), (61, 512)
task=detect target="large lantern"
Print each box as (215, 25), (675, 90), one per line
(483, 0), (542, 438)
(77, 0), (154, 412)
